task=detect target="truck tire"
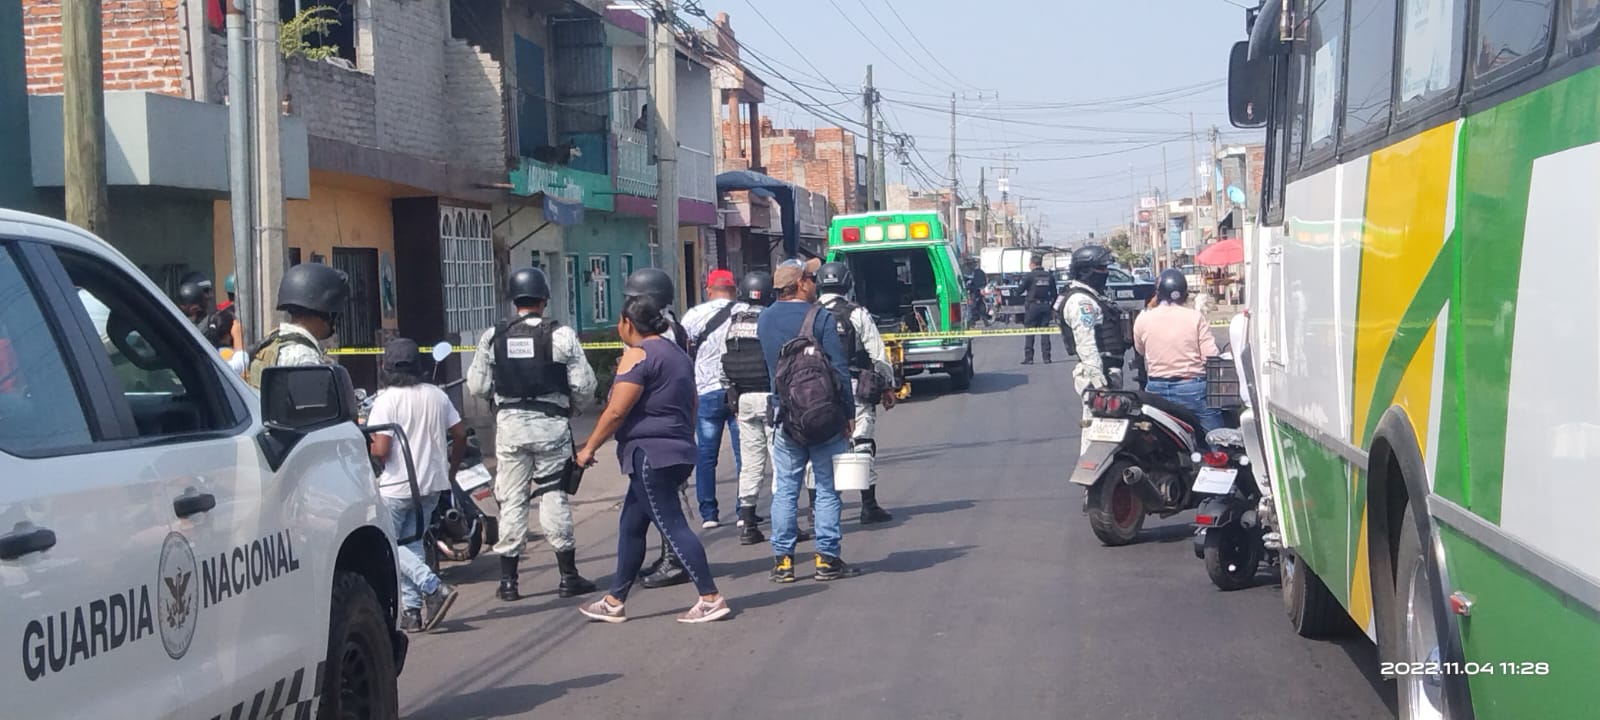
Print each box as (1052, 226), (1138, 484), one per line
(318, 571), (400, 720)
(948, 349), (974, 391)
(1281, 548), (1351, 638)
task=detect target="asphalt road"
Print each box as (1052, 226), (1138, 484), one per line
(398, 339), (1396, 720)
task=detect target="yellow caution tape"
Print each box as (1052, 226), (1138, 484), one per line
(327, 320), (1230, 356)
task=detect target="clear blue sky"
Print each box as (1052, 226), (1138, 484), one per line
(693, 0), (1263, 244)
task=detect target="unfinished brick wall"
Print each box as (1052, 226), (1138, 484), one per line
(445, 39), (506, 173)
(23, 0), (186, 96)
(755, 125), (858, 214)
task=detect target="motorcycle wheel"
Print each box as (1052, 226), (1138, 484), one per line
(1203, 526), (1263, 591)
(1087, 461), (1145, 546)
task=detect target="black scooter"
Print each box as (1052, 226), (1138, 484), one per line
(1069, 381), (1209, 546)
(1189, 427), (1270, 590)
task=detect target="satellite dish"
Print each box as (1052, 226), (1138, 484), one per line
(1227, 185), (1247, 205)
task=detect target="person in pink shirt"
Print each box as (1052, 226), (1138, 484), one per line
(1132, 270), (1223, 437)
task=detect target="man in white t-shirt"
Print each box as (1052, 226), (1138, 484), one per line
(367, 339), (467, 632)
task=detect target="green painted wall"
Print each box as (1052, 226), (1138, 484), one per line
(0, 0), (37, 211)
(34, 188), (217, 293)
(560, 212), (651, 333)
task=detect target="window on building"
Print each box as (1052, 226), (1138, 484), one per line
(440, 206), (496, 335)
(616, 70), (643, 130)
(589, 256), (611, 323)
(279, 0), (357, 64)
(1342, 0), (1397, 141)
(563, 255), (579, 328)
(1303, 0), (1346, 158)
(1472, 0), (1555, 83)
(1398, 0), (1467, 109)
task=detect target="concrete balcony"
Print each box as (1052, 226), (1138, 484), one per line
(510, 157), (614, 212)
(679, 145), (713, 203)
(614, 128), (713, 203)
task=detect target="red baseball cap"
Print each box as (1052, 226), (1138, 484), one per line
(706, 269), (736, 288)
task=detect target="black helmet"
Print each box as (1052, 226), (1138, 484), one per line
(176, 272), (213, 306)
(1156, 269), (1189, 304)
(815, 262), (852, 293)
(1070, 245), (1114, 291)
(622, 267), (675, 308)
(739, 270), (775, 306)
(507, 266), (551, 304)
(276, 262), (350, 316)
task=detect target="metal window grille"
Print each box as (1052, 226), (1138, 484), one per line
(589, 255), (610, 322)
(440, 205), (496, 335)
(563, 255), (579, 326)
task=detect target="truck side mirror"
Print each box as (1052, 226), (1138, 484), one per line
(1228, 41), (1271, 129)
(258, 365), (358, 470)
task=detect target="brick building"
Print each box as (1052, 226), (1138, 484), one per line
(755, 119), (861, 216)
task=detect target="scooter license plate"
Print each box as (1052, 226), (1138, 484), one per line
(456, 465), (494, 493)
(1083, 418), (1129, 444)
(1193, 467), (1238, 495)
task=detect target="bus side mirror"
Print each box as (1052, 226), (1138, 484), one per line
(1228, 41), (1271, 129)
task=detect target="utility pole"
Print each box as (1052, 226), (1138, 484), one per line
(62, 0), (109, 235)
(1188, 112), (1201, 250)
(978, 166), (989, 249)
(863, 65), (875, 211)
(1210, 124), (1223, 239)
(1161, 145), (1172, 271)
(948, 93), (959, 251)
(993, 154), (1016, 247)
(875, 119), (886, 211)
(253, 0), (287, 337)
(652, 0), (681, 302)
(226, 0), (257, 344)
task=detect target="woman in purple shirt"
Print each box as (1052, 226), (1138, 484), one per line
(575, 293), (731, 624)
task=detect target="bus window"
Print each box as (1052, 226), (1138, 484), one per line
(1397, 0), (1467, 111)
(1471, 0), (1555, 85)
(1303, 0), (1346, 158)
(1341, 0), (1397, 141)
(1287, 51), (1310, 175)
(1575, 0), (1600, 44)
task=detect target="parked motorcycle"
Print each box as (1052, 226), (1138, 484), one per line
(1069, 384), (1209, 546)
(1189, 426), (1273, 590)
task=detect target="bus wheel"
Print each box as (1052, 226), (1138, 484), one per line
(1395, 511), (1457, 720)
(1281, 549), (1350, 638)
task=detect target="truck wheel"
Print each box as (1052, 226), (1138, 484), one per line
(1087, 462), (1144, 546)
(1204, 527), (1263, 591)
(948, 351), (974, 391)
(1281, 549), (1351, 638)
(1395, 506), (1465, 720)
(318, 571), (399, 720)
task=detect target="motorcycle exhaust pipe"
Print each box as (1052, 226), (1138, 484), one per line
(441, 507), (463, 525)
(1119, 465), (1168, 509)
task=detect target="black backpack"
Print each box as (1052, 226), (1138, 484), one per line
(773, 306), (849, 445)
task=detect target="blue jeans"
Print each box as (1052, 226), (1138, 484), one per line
(384, 493), (442, 610)
(1145, 378), (1225, 441)
(695, 389), (741, 521)
(772, 431), (847, 558)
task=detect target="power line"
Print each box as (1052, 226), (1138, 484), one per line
(880, 0), (978, 91)
(821, 0), (947, 91)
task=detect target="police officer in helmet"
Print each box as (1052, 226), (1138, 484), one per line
(468, 267), (600, 601)
(174, 272), (215, 327)
(1059, 244), (1132, 452)
(813, 261), (895, 523)
(246, 262), (349, 387)
(1021, 255), (1058, 364)
(721, 270), (787, 545)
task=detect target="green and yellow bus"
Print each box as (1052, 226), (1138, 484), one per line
(826, 211), (974, 393)
(1228, 1), (1599, 717)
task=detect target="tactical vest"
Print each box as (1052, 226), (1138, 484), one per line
(824, 298), (872, 372)
(721, 308), (770, 394)
(492, 315), (571, 416)
(1025, 268), (1056, 303)
(1063, 287), (1130, 358)
(244, 331), (321, 389)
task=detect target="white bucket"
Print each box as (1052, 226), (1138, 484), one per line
(832, 452), (873, 492)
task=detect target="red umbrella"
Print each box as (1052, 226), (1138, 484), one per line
(1197, 238), (1244, 267)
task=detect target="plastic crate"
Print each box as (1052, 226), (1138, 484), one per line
(1206, 356), (1242, 409)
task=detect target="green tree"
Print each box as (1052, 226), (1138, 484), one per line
(1106, 230), (1140, 266)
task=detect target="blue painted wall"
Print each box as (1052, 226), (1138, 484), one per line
(560, 212), (651, 333)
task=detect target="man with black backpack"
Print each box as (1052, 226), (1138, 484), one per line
(814, 261), (895, 524)
(680, 269), (742, 528)
(467, 267), (600, 602)
(757, 257), (863, 583)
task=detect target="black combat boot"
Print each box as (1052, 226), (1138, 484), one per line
(556, 549), (597, 598)
(641, 548), (689, 588)
(739, 506), (766, 545)
(497, 555), (520, 602)
(859, 487), (893, 524)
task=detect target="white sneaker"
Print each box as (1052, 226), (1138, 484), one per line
(578, 597), (627, 623)
(677, 596), (731, 624)
(702, 519), (720, 529)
